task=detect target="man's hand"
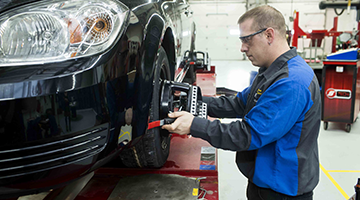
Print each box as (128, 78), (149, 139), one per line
(162, 111), (194, 135)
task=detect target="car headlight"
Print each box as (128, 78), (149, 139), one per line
(0, 0), (129, 66)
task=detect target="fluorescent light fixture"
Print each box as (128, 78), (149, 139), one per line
(308, 29), (312, 33)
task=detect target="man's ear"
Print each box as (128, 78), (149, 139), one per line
(265, 28), (275, 43)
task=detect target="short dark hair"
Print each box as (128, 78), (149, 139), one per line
(238, 5), (286, 39)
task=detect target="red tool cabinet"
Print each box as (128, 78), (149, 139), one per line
(321, 59), (360, 132)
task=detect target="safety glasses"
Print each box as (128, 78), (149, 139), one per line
(239, 28), (267, 44)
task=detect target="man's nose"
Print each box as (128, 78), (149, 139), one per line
(240, 42), (247, 52)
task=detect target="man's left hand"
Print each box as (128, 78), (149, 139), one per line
(161, 111), (194, 135)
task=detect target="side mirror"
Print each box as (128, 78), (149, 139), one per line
(339, 32), (352, 43)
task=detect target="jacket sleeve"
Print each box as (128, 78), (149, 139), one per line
(191, 80), (308, 151)
(203, 86), (250, 118)
(190, 117), (252, 151)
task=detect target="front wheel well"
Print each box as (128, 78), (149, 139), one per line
(161, 28), (176, 81)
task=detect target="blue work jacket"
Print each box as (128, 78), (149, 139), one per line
(190, 48), (321, 196)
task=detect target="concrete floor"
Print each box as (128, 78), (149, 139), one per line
(212, 60), (360, 200)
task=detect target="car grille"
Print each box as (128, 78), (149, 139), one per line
(0, 125), (108, 179)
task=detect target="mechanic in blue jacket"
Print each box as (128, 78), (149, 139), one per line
(162, 5), (321, 200)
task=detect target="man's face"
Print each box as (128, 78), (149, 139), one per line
(239, 19), (268, 67)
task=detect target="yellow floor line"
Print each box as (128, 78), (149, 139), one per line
(320, 163), (349, 199)
(327, 170), (360, 173)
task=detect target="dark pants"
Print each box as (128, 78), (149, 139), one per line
(247, 181), (313, 200)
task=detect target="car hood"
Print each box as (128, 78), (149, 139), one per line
(0, 0), (152, 13)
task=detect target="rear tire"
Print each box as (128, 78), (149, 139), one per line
(119, 47), (171, 168)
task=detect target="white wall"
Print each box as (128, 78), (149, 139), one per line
(189, 0), (359, 60)
(190, 3), (246, 60)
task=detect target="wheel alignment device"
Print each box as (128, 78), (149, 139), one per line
(148, 80), (208, 130)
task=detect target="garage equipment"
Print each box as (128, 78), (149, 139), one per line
(291, 11), (343, 62)
(348, 178), (360, 200)
(355, 178), (360, 200)
(183, 50), (210, 71)
(147, 80), (208, 130)
(176, 50), (211, 84)
(159, 80), (207, 119)
(321, 48), (360, 132)
(147, 118), (176, 130)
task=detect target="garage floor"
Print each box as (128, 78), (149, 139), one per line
(212, 60), (360, 200)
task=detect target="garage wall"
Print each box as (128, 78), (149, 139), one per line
(189, 0), (358, 60)
(189, 2), (246, 60)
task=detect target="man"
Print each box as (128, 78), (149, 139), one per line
(162, 5), (321, 200)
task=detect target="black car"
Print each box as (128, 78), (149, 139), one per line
(0, 0), (195, 198)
